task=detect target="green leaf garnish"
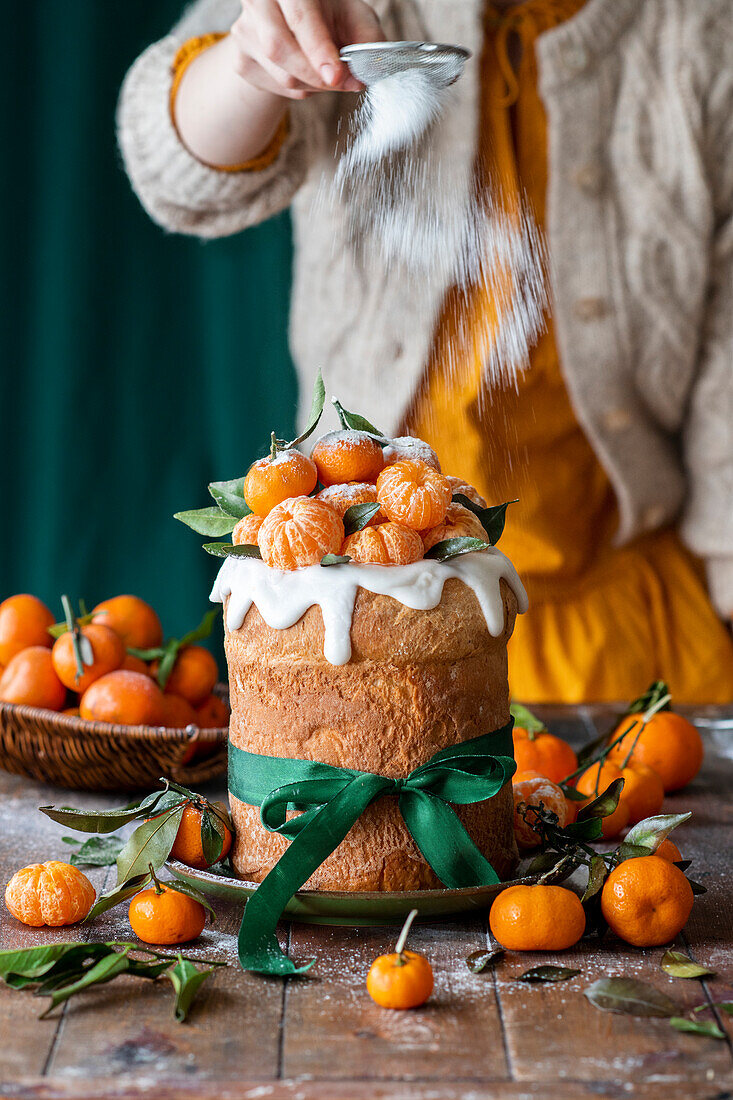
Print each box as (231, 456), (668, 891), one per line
(166, 955), (216, 1022)
(622, 812), (691, 853)
(425, 537), (491, 562)
(577, 778), (624, 821)
(516, 966), (581, 983)
(584, 977), (678, 1018)
(203, 542), (262, 560)
(321, 554), (351, 566)
(669, 1017), (725, 1040)
(62, 835), (124, 867)
(174, 508), (238, 537)
(452, 495), (516, 546)
(661, 950), (715, 980)
(207, 477), (251, 519)
(331, 397), (386, 440)
(287, 369), (326, 449)
(40, 789), (169, 834)
(342, 502), (381, 535)
(115, 804), (186, 884)
(41, 948), (132, 1017)
(85, 873), (153, 922)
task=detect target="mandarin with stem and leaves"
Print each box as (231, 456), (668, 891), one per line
(376, 459), (452, 531)
(258, 496), (344, 569)
(316, 482), (385, 524)
(80, 670), (166, 726)
(445, 476), (487, 508)
(512, 775), (570, 850)
(170, 802), (232, 870)
(490, 884), (586, 951)
(232, 514), (263, 546)
(601, 855), (694, 947)
(343, 522), (424, 566)
(194, 693), (229, 729)
(511, 706), (577, 785)
(311, 430), (385, 487)
(52, 622), (125, 693)
(421, 502), (488, 552)
(160, 646), (218, 707)
(243, 449), (318, 516)
(128, 869), (207, 946)
(608, 710), (704, 793)
(366, 909), (433, 1010)
(91, 595), (163, 651)
(0, 594), (55, 666)
(5, 861), (95, 927)
(655, 838), (682, 862)
(577, 760), (664, 825)
(0, 646), (66, 710)
(382, 436), (441, 471)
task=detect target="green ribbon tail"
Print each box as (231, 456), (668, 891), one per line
(399, 791), (501, 887)
(238, 773), (389, 976)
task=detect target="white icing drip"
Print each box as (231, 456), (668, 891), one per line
(211, 551), (528, 667)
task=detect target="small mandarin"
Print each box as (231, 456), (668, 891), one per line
(128, 883), (206, 945)
(445, 477), (487, 508)
(5, 861), (95, 927)
(576, 759), (664, 825)
(598, 798), (631, 839)
(366, 910), (433, 1010)
(91, 595), (163, 650)
(655, 838), (682, 862)
(194, 693), (229, 729)
(257, 496), (344, 570)
(160, 692), (197, 729)
(80, 670), (165, 726)
(0, 595), (55, 666)
(163, 645), (218, 707)
(512, 775), (569, 850)
(421, 502), (487, 552)
(600, 855), (694, 946)
(232, 514), (263, 546)
(376, 460), (452, 531)
(243, 449), (318, 516)
(490, 885), (586, 951)
(0, 647), (66, 711)
(316, 482), (385, 524)
(343, 522), (424, 566)
(311, 430), (385, 487)
(608, 711), (704, 792)
(52, 623), (125, 693)
(513, 726), (578, 785)
(382, 436), (441, 471)
(121, 653), (151, 676)
(170, 802), (233, 870)
(62, 707), (80, 717)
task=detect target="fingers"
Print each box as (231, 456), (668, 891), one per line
(280, 0), (344, 86)
(233, 0), (324, 96)
(340, 0), (387, 46)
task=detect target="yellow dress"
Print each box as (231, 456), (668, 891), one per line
(409, 0), (733, 704)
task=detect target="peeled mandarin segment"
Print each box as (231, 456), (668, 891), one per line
(311, 431), (385, 487)
(382, 436), (441, 471)
(376, 460), (452, 531)
(258, 496), (345, 569)
(489, 884), (585, 951)
(512, 777), (569, 849)
(232, 514), (264, 545)
(421, 502), (487, 551)
(600, 856), (694, 946)
(316, 482), (385, 523)
(91, 595), (163, 650)
(445, 476), (487, 509)
(5, 861), (95, 927)
(343, 522), (424, 566)
(0, 594), (55, 666)
(243, 451), (318, 516)
(0, 646), (66, 710)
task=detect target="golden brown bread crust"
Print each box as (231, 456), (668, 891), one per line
(226, 577), (520, 890)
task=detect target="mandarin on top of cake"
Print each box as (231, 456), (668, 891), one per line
(376, 459), (452, 530)
(446, 476), (487, 509)
(232, 514), (263, 546)
(343, 522), (424, 565)
(311, 429), (385, 486)
(383, 436), (441, 471)
(316, 482), (386, 524)
(244, 448), (317, 516)
(422, 502), (488, 551)
(257, 496), (345, 569)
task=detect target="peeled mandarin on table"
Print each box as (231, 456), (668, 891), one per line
(5, 861), (95, 927)
(0, 646), (66, 711)
(600, 855), (693, 946)
(0, 594), (55, 666)
(490, 884), (586, 951)
(512, 775), (569, 849)
(608, 710), (704, 792)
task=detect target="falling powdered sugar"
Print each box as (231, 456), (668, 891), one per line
(338, 69), (446, 168)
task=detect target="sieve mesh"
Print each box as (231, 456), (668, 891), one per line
(340, 41), (471, 88)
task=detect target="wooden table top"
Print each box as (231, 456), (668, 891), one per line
(1, 706), (731, 1100)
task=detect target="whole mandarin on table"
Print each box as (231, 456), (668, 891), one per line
(490, 884), (586, 951)
(576, 759), (664, 825)
(597, 798), (631, 839)
(376, 460), (452, 531)
(80, 670), (165, 726)
(382, 436), (441, 471)
(52, 623), (124, 693)
(162, 645), (218, 707)
(257, 497), (344, 569)
(316, 482), (385, 524)
(243, 449), (317, 516)
(0, 647), (66, 711)
(160, 692), (198, 728)
(232, 514), (263, 546)
(343, 523), (424, 566)
(512, 726), (578, 785)
(655, 838), (682, 862)
(170, 802), (232, 869)
(367, 950), (434, 1010)
(421, 502), (487, 552)
(128, 882), (206, 945)
(607, 710), (704, 792)
(311, 430), (385, 486)
(91, 595), (162, 650)
(5, 861), (95, 927)
(512, 775), (569, 849)
(0, 594), (55, 666)
(601, 855), (694, 946)
(445, 476), (487, 508)
(194, 693), (229, 729)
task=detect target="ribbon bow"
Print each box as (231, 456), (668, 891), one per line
(229, 721), (516, 975)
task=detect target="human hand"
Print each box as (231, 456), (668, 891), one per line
(230, 0), (386, 100)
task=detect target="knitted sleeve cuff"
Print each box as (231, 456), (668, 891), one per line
(169, 34), (289, 173)
(705, 557), (733, 620)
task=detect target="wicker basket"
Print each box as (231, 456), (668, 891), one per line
(0, 685), (229, 792)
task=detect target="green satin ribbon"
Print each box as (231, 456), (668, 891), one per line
(229, 720), (516, 975)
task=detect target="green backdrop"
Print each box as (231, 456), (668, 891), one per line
(0, 1), (297, 653)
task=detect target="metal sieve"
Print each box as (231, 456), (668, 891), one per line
(340, 41), (471, 88)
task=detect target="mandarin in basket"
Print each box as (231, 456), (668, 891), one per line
(311, 430), (385, 487)
(512, 726), (577, 785)
(601, 855), (694, 947)
(91, 595), (163, 650)
(121, 653), (151, 676)
(161, 645), (218, 707)
(382, 436), (441, 471)
(490, 884), (586, 951)
(243, 449), (317, 516)
(194, 693), (229, 729)
(343, 522), (424, 566)
(422, 502), (487, 552)
(0, 594), (55, 666)
(161, 692), (198, 729)
(607, 710), (703, 792)
(80, 669), (165, 726)
(445, 476), (487, 509)
(258, 496), (344, 569)
(232, 514), (263, 545)
(52, 623), (125, 693)
(5, 861), (95, 927)
(376, 460), (452, 531)
(512, 775), (569, 849)
(317, 482), (385, 524)
(0, 646), (66, 711)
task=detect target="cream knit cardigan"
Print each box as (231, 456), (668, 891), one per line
(119, 0), (733, 617)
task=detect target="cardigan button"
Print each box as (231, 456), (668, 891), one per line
(572, 162), (605, 195)
(560, 42), (590, 75)
(574, 296), (608, 321)
(603, 407), (632, 433)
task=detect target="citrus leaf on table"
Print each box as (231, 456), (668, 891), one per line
(425, 537), (491, 562)
(331, 396), (386, 440)
(166, 956), (216, 1022)
(623, 813), (692, 852)
(174, 508), (238, 537)
(0, 943), (95, 987)
(688, 879), (708, 896)
(578, 778), (624, 821)
(509, 702), (546, 736)
(86, 872), (153, 921)
(287, 369), (326, 448)
(40, 948), (132, 1017)
(452, 496), (516, 546)
(669, 1017), (725, 1040)
(661, 950), (715, 980)
(584, 977), (679, 1017)
(207, 476), (251, 519)
(582, 854), (608, 903)
(465, 949), (504, 974)
(343, 502), (381, 535)
(204, 542), (262, 560)
(40, 789), (168, 834)
(321, 554), (351, 566)
(516, 966), (581, 983)
(62, 835), (124, 867)
(116, 804), (186, 883)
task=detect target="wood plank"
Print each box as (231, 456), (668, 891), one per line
(281, 918), (511, 1082)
